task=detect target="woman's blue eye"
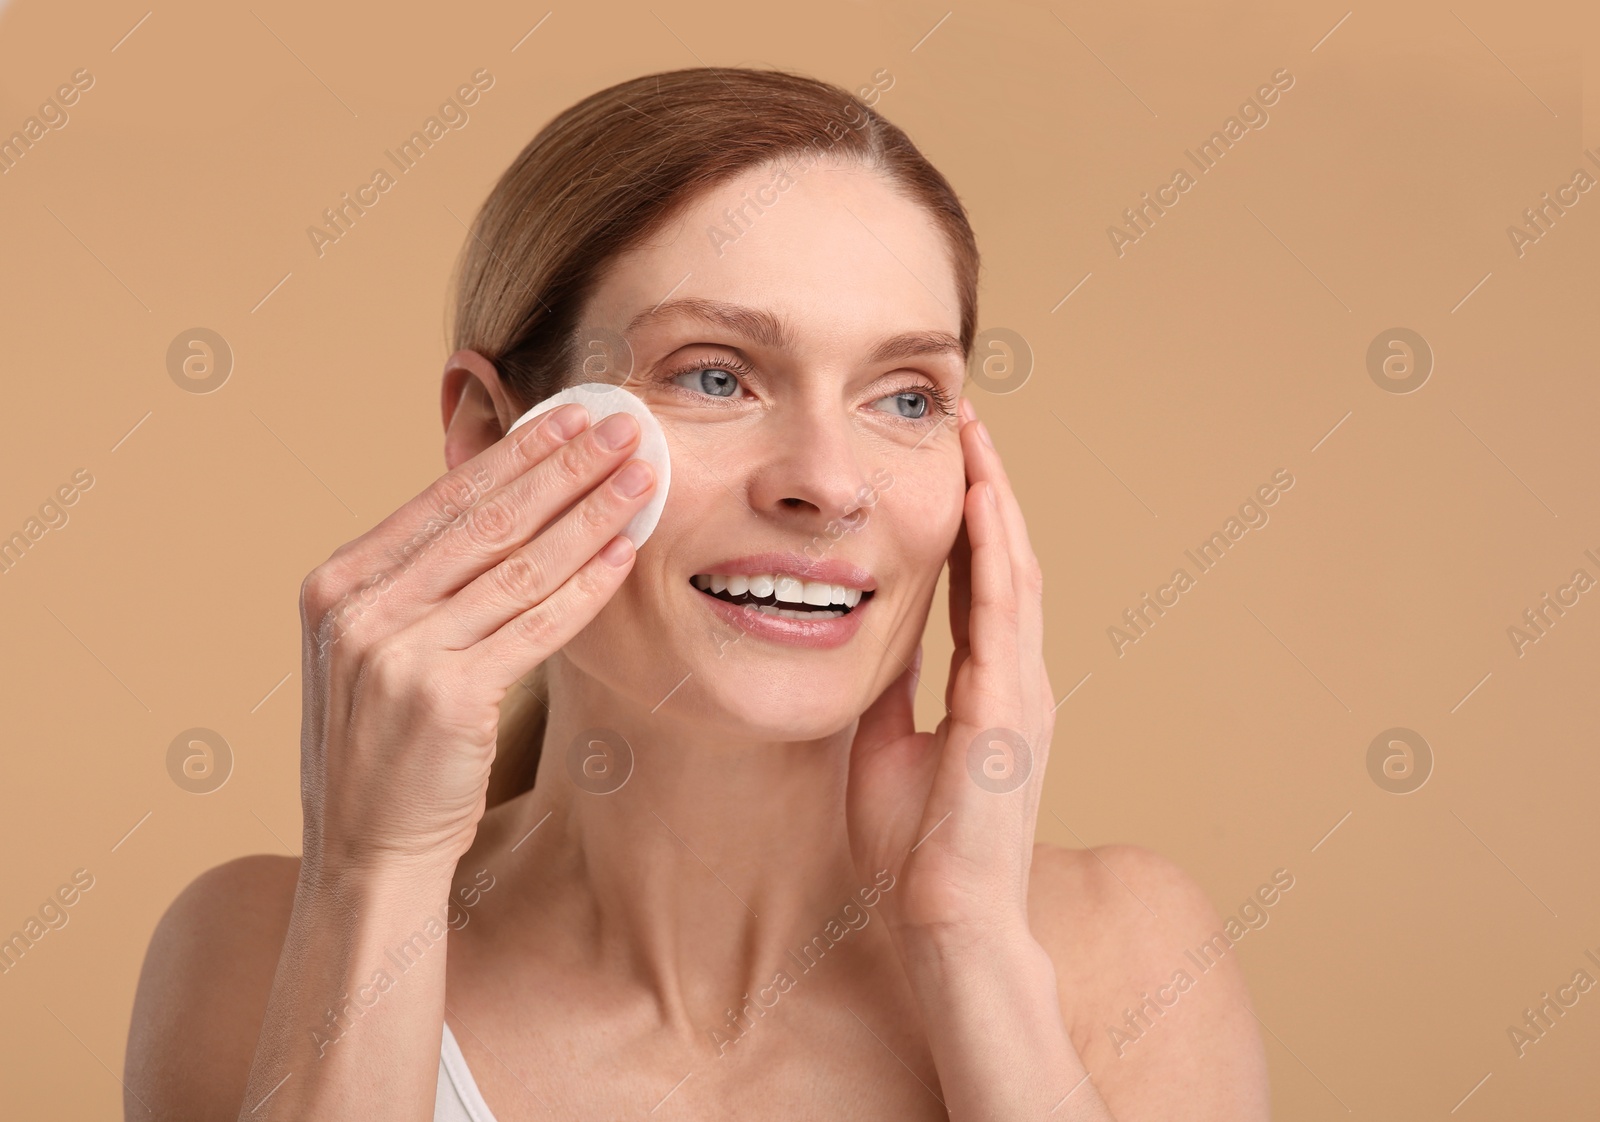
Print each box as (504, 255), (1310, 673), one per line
(873, 391), (929, 419)
(672, 367), (741, 397)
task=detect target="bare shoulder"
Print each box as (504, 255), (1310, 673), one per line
(124, 854), (301, 1122)
(1027, 842), (1272, 1121)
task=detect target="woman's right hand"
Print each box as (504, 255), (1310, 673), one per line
(295, 402), (656, 876)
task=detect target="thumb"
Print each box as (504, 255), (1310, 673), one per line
(855, 644), (921, 753)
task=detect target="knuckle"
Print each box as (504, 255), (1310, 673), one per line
(462, 496), (519, 551)
(361, 637), (438, 705)
(492, 549), (543, 604)
(507, 604), (559, 650)
(991, 591), (1022, 625)
(508, 416), (559, 464)
(303, 559), (400, 655)
(575, 549), (620, 593)
(544, 442), (590, 493)
(449, 462), (497, 505)
(1024, 555), (1044, 594)
(570, 491), (617, 538)
(299, 563), (344, 623)
(361, 637), (410, 689)
(323, 538), (361, 568)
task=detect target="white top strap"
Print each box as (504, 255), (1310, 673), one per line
(435, 1020), (500, 1122)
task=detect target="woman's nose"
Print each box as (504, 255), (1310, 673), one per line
(745, 411), (875, 527)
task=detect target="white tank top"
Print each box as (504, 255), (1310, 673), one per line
(435, 1021), (500, 1122)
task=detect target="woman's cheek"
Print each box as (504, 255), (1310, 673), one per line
(880, 457), (966, 558)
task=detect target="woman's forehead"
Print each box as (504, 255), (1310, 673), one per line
(588, 163), (953, 309)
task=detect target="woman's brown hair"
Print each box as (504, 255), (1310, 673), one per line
(447, 65), (981, 807)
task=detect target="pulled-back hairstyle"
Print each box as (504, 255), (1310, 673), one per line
(447, 65), (980, 806)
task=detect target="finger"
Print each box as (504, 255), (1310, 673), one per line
(354, 410), (648, 631)
(965, 414), (1043, 619)
(945, 514), (972, 714)
(946, 398), (977, 712)
(428, 456), (657, 646)
(960, 411), (1044, 714)
(413, 410), (648, 601)
(947, 491), (973, 651)
(309, 403), (595, 625)
(952, 478), (1023, 730)
(473, 530), (639, 686)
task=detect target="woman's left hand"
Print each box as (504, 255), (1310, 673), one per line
(846, 395), (1054, 948)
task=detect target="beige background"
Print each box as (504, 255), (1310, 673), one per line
(2, 0), (1597, 1116)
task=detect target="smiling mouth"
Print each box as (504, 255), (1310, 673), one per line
(689, 574), (875, 620)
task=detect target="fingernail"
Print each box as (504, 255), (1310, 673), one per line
(613, 459), (654, 497)
(599, 535), (634, 566)
(548, 403), (589, 441)
(985, 481), (998, 508)
(976, 420), (994, 449)
(594, 412), (638, 450)
(958, 397), (975, 423)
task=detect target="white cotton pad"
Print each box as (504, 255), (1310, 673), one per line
(507, 382), (671, 549)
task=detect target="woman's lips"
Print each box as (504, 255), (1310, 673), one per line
(692, 584), (868, 650)
(689, 552), (876, 591)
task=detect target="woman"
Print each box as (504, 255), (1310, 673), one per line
(126, 67), (1270, 1120)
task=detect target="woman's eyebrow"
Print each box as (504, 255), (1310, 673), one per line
(629, 297), (793, 352)
(626, 297), (963, 365)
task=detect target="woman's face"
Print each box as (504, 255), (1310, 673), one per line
(559, 159), (968, 739)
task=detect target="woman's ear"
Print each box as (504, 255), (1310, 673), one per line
(441, 349), (519, 470)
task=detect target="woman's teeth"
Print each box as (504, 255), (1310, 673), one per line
(691, 573), (866, 619)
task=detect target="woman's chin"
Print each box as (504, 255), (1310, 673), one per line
(681, 678), (870, 744)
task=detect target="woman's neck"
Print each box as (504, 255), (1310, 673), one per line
(486, 652), (885, 1029)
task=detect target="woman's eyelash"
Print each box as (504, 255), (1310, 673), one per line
(664, 355), (751, 384)
(914, 380), (956, 418)
(661, 357), (956, 421)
